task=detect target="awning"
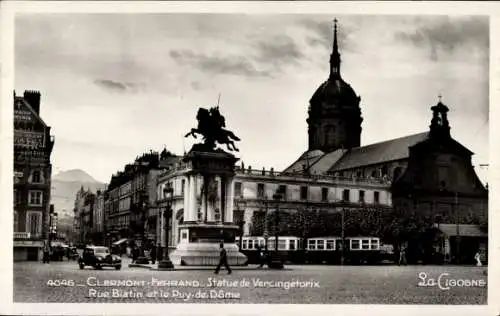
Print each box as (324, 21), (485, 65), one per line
(438, 224), (487, 238)
(113, 238), (129, 245)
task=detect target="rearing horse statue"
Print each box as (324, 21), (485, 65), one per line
(185, 107), (241, 152)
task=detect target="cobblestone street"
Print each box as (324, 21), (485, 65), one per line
(14, 259), (487, 304)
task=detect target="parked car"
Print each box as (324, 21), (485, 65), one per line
(78, 246), (122, 270)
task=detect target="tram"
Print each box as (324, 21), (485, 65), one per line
(236, 235), (383, 265)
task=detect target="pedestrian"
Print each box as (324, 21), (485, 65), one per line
(132, 245), (138, 263)
(475, 251), (482, 267)
(214, 242), (232, 274)
(151, 244), (157, 264)
(157, 243), (163, 261)
(42, 241), (50, 264)
(257, 245), (266, 268)
(398, 245), (407, 266)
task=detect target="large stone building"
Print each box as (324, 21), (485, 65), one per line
(103, 150), (182, 247)
(13, 90), (55, 261)
(153, 20), (487, 264)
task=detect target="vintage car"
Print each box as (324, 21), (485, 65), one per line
(78, 246), (122, 270)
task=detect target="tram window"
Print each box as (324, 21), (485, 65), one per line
(326, 240), (335, 250)
(278, 240), (287, 250)
(362, 239), (370, 250)
(248, 240), (254, 249)
(351, 239), (360, 250)
(371, 239), (379, 250)
(289, 240), (296, 250)
(243, 240), (248, 249)
(260, 239), (265, 247)
(317, 240), (325, 250)
(308, 240), (316, 250)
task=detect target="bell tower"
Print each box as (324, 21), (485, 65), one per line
(307, 18), (363, 153)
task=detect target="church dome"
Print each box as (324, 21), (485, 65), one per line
(310, 77), (359, 107)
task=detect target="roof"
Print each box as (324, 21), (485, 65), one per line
(330, 132), (429, 171)
(283, 150), (325, 173)
(438, 224), (487, 238)
(309, 149), (347, 174)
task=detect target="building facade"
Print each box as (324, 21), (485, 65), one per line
(13, 90), (55, 261)
(104, 150), (182, 247)
(91, 189), (106, 245)
(151, 20), (487, 264)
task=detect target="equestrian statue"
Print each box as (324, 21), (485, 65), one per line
(185, 106), (240, 152)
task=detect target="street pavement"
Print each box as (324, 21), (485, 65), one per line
(14, 258), (487, 304)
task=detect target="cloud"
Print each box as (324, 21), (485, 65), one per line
(93, 79), (141, 93)
(169, 34), (306, 78)
(169, 49), (271, 77)
(255, 35), (304, 66)
(394, 16), (489, 61)
(300, 18), (355, 52)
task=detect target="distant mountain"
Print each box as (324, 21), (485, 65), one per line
(53, 169), (99, 183)
(51, 169), (106, 231)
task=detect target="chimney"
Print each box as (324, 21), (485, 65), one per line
(23, 90), (41, 114)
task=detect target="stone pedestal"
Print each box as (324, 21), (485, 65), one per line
(168, 148), (247, 266)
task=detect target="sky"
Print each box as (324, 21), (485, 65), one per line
(14, 14), (489, 184)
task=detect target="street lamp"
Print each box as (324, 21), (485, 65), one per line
(158, 186), (174, 269)
(341, 207), (345, 266)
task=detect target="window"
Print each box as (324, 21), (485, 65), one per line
(381, 166), (388, 177)
(359, 190), (365, 203)
(289, 240), (296, 250)
(278, 240), (286, 250)
(29, 190), (43, 205)
(351, 239), (360, 250)
(371, 239), (380, 250)
(326, 240), (335, 250)
(27, 212), (41, 237)
(362, 239), (370, 250)
(317, 240), (325, 250)
(342, 189), (350, 202)
(308, 239), (316, 250)
(371, 170), (377, 178)
(248, 239), (254, 250)
(13, 211), (18, 231)
(235, 182), (242, 197)
(214, 208), (221, 221)
(257, 183), (265, 198)
(14, 190), (21, 205)
(243, 239), (248, 250)
(181, 179), (185, 195)
(321, 188), (328, 201)
(325, 125), (336, 146)
(278, 185), (287, 199)
(300, 186), (308, 200)
(32, 170), (41, 183)
(374, 191), (380, 204)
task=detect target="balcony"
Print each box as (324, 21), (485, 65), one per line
(14, 232), (31, 239)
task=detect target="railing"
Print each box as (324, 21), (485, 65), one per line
(157, 161), (391, 186)
(235, 167), (391, 185)
(14, 232), (31, 239)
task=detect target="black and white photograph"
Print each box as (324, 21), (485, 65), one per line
(1, 2), (497, 315)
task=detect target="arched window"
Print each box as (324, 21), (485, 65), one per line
(324, 125), (336, 146)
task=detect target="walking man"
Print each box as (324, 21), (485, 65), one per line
(257, 245), (266, 268)
(150, 244), (157, 264)
(214, 242), (232, 274)
(42, 241), (50, 264)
